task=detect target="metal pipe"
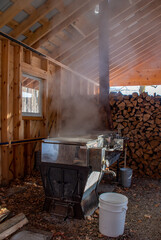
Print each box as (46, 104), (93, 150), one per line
(0, 137), (44, 146)
(106, 169), (116, 177)
(0, 31), (46, 57)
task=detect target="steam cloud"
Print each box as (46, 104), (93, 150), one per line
(59, 95), (101, 136)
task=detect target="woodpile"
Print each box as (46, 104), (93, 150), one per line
(109, 92), (161, 179)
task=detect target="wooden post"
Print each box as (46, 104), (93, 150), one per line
(41, 58), (48, 71)
(80, 79), (84, 96)
(13, 45), (23, 178)
(24, 120), (31, 174)
(70, 72), (74, 97)
(0, 40), (1, 184)
(72, 74), (80, 96)
(55, 66), (61, 135)
(48, 65), (61, 137)
(81, 80), (88, 96)
(1, 40), (10, 185)
(24, 49), (32, 64)
(99, 0), (113, 129)
(42, 69), (48, 138)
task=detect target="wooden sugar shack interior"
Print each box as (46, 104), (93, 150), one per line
(0, 0), (161, 185)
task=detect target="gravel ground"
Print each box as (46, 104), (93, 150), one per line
(0, 171), (160, 240)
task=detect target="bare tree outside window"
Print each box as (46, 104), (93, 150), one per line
(22, 73), (42, 117)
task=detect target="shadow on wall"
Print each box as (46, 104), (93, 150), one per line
(60, 95), (102, 136)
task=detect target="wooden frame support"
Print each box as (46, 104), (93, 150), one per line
(54, 66), (61, 136)
(1, 40), (10, 185)
(42, 67), (48, 138)
(48, 65), (61, 137)
(13, 45), (23, 178)
(24, 120), (31, 175)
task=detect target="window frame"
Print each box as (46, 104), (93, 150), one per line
(22, 73), (43, 118)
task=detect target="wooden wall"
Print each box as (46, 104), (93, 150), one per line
(0, 38), (97, 185)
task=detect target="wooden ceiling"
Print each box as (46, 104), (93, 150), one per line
(0, 0), (161, 86)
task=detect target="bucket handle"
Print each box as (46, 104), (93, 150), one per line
(122, 207), (128, 216)
(122, 206), (128, 211)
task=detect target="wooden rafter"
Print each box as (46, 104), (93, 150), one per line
(62, 38), (98, 65)
(10, 0), (63, 38)
(69, 50), (99, 71)
(0, 0), (160, 88)
(110, 35), (161, 74)
(70, 23), (86, 38)
(110, 24), (161, 64)
(28, 0), (103, 47)
(0, 0), (33, 28)
(55, 29), (98, 61)
(109, 4), (161, 52)
(110, 39), (161, 79)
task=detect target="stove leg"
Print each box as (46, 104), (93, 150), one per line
(43, 197), (52, 212)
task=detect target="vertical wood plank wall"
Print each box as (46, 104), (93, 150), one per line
(0, 39), (97, 184)
(1, 40), (10, 184)
(0, 40), (1, 183)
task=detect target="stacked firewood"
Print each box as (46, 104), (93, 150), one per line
(109, 92), (161, 179)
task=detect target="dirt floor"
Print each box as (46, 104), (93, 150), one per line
(0, 171), (160, 240)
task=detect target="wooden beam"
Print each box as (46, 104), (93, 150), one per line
(22, 62), (48, 79)
(23, 49), (32, 64)
(70, 23), (86, 38)
(86, 67), (99, 80)
(0, 40), (1, 184)
(24, 120), (31, 174)
(66, 24), (85, 41)
(55, 29), (98, 61)
(1, 40), (10, 185)
(13, 45), (23, 178)
(10, 0), (63, 38)
(110, 25), (161, 66)
(110, 40), (161, 80)
(109, 4), (161, 55)
(48, 65), (61, 136)
(62, 39), (98, 65)
(71, 14), (98, 36)
(109, 0), (161, 35)
(0, 30), (97, 86)
(70, 49), (99, 74)
(13, 45), (22, 140)
(69, 47), (98, 70)
(23, 79), (35, 88)
(42, 65), (48, 137)
(110, 35), (161, 76)
(25, 0), (89, 46)
(55, 66), (61, 135)
(29, 0), (103, 47)
(0, 0), (33, 28)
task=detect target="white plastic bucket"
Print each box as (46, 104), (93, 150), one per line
(99, 192), (128, 238)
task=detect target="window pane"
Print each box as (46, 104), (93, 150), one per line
(22, 74), (42, 116)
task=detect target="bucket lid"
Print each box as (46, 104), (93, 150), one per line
(99, 192), (128, 205)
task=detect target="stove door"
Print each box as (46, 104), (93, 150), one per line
(40, 163), (90, 202)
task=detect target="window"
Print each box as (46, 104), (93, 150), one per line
(22, 73), (42, 117)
